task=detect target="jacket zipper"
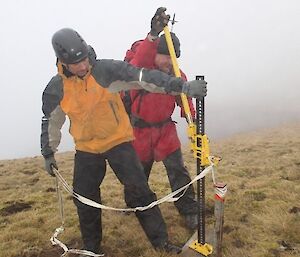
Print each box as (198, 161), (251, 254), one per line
(109, 101), (119, 124)
(84, 80), (87, 92)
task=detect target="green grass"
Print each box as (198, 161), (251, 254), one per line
(0, 122), (300, 257)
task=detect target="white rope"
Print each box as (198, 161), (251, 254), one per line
(51, 157), (217, 256)
(50, 226), (104, 256)
(208, 156), (227, 199)
(55, 177), (64, 225)
(51, 182), (104, 256)
(53, 164), (213, 212)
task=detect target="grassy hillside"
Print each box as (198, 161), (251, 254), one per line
(0, 122), (299, 257)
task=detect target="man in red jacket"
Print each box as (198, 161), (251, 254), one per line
(123, 7), (198, 230)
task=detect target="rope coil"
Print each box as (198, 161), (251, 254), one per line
(50, 225), (103, 256)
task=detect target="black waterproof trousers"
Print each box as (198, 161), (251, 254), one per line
(72, 142), (168, 253)
(142, 149), (197, 216)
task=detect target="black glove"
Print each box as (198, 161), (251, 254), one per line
(182, 80), (207, 99)
(150, 7), (170, 37)
(44, 155), (58, 177)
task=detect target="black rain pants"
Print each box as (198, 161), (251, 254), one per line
(142, 149), (197, 216)
(72, 142), (168, 253)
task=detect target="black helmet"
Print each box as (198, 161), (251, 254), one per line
(88, 45), (97, 61)
(52, 28), (89, 64)
(157, 32), (181, 58)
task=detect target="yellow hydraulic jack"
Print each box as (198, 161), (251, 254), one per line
(163, 26), (214, 256)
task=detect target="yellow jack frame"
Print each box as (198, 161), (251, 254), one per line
(164, 26), (214, 256)
(189, 241), (213, 256)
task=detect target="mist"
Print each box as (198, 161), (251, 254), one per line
(0, 0), (299, 160)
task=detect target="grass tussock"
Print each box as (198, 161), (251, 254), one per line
(0, 122), (300, 257)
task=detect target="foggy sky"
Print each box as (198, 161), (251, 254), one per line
(1, 0), (299, 160)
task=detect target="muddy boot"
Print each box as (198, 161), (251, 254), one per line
(155, 241), (182, 254)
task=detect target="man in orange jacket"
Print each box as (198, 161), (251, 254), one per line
(123, 7), (198, 230)
(41, 27), (207, 255)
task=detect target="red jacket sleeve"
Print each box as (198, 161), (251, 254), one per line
(129, 36), (159, 68)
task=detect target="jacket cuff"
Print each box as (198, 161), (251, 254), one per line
(147, 33), (158, 42)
